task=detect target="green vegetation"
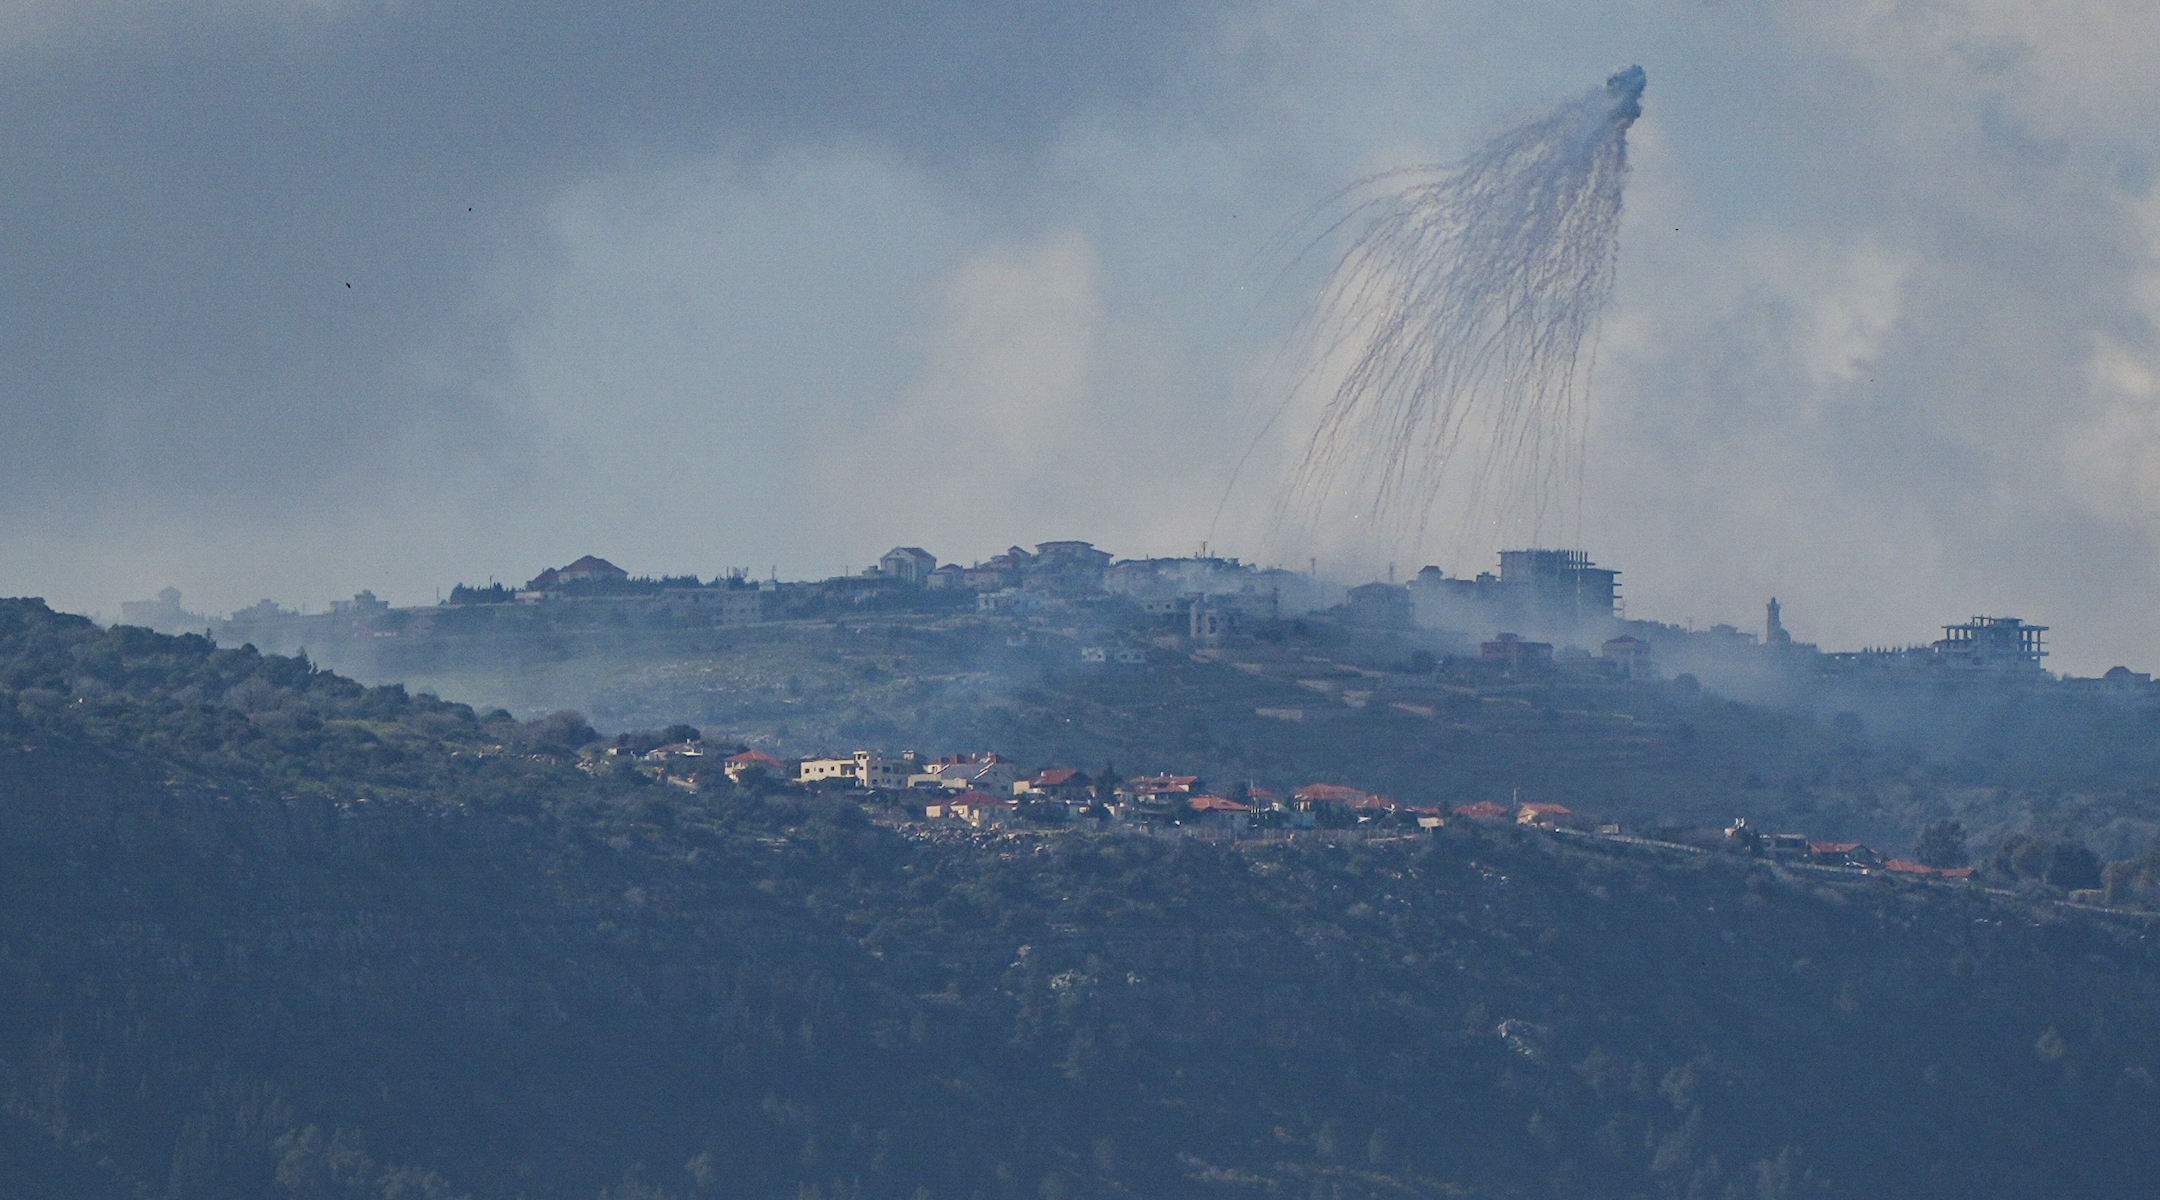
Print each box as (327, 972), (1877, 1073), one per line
(7, 599), (2160, 1198)
(271, 605), (2160, 866)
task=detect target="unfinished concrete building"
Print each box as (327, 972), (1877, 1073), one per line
(1933, 616), (2047, 672)
(1408, 549), (1620, 643)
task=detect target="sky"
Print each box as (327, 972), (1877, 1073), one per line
(6, 0), (2160, 673)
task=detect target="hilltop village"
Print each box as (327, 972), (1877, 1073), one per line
(121, 538), (2147, 699)
(107, 539), (2160, 883)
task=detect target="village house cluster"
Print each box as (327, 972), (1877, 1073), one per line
(620, 739), (1462, 831)
(132, 538), (2148, 705)
(609, 739), (1969, 880)
(1711, 819), (1976, 879)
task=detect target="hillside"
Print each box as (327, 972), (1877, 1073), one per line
(267, 605), (2160, 862)
(6, 598), (2160, 1198)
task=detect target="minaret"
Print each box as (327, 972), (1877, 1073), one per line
(1766, 597), (1791, 646)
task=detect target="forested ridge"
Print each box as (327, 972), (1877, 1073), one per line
(3, 598), (2158, 1199)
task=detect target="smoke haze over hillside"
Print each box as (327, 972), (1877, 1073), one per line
(7, 1), (2160, 673)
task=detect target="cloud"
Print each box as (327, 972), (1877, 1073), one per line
(872, 232), (1106, 519)
(8, 0), (2160, 674)
(1580, 0), (2160, 669)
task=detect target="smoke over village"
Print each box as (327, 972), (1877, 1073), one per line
(10, 4), (2160, 1198)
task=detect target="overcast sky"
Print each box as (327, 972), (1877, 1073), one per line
(6, 1), (2160, 672)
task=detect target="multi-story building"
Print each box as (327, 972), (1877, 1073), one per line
(876, 547), (938, 585)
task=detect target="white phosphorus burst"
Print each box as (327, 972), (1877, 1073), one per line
(1280, 67), (1644, 560)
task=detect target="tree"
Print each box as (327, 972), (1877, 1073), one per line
(1995, 834), (2048, 880)
(2045, 842), (2103, 891)
(1913, 820), (1968, 869)
(2103, 859), (2141, 907)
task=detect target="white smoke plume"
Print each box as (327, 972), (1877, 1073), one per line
(1280, 67), (1643, 563)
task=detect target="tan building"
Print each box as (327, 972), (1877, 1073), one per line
(911, 753), (1023, 793)
(800, 750), (915, 788)
(931, 791), (1017, 826)
(853, 750), (916, 790)
(1517, 802), (1576, 828)
(798, 755), (856, 784)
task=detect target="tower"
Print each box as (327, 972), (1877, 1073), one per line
(1766, 598), (1791, 646)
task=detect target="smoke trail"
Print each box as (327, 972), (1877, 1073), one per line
(1279, 67), (1643, 562)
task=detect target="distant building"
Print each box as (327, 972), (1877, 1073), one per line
(1933, 616), (2047, 672)
(1294, 783), (1371, 810)
(798, 755), (856, 785)
(877, 547), (938, 585)
(1819, 614), (2048, 682)
(643, 740), (703, 763)
(1517, 801), (1575, 828)
(525, 556), (630, 591)
(1121, 775), (1202, 808)
(1600, 635), (1650, 677)
(722, 749), (786, 783)
(228, 598), (294, 625)
(795, 750), (915, 788)
(912, 753), (1023, 794)
(977, 588), (1039, 614)
(853, 750), (916, 790)
(1190, 601), (1238, 645)
(1482, 633), (1555, 672)
(1807, 841), (1882, 868)
(1187, 794), (1252, 828)
(329, 590), (390, 616)
(118, 587), (208, 634)
(1103, 555), (1302, 621)
(1129, 774), (1201, 795)
(1031, 542), (1111, 586)
(1499, 550), (1617, 621)
(1342, 583), (1413, 630)
(1032, 541), (1112, 569)
(1409, 549), (1619, 635)
(936, 791), (1017, 827)
(960, 548), (1034, 591)
(715, 590), (772, 625)
(1015, 767), (1094, 802)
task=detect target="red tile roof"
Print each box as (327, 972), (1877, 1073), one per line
(1033, 767), (1084, 786)
(1518, 802), (1572, 816)
(1295, 783), (1369, 804)
(1883, 858), (1933, 874)
(724, 750), (784, 767)
(1454, 801), (1509, 818)
(1188, 795), (1252, 813)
